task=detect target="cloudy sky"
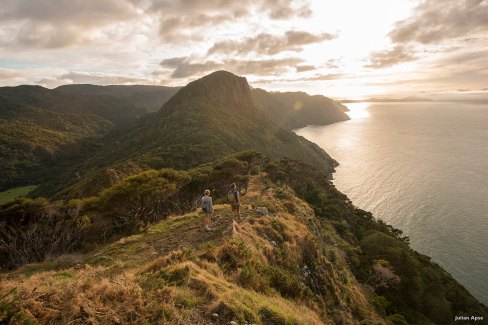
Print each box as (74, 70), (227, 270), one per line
(0, 0), (487, 98)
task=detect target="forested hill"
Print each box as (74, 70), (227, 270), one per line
(0, 74), (348, 194)
(252, 88), (349, 129)
(44, 71), (339, 199)
(55, 84), (181, 115)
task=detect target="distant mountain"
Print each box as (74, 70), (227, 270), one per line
(0, 72), (349, 196)
(55, 84), (181, 114)
(253, 88), (349, 129)
(341, 96), (433, 103)
(48, 71), (339, 198)
(0, 85), (179, 190)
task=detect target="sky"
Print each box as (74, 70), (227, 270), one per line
(0, 0), (487, 99)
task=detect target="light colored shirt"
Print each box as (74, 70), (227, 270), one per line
(202, 195), (213, 212)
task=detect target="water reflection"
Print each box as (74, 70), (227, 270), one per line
(345, 102), (370, 119)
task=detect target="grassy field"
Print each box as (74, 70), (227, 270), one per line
(0, 185), (38, 204)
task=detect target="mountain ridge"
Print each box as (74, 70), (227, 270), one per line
(35, 71), (341, 199)
(0, 74), (348, 193)
(1, 153), (486, 324)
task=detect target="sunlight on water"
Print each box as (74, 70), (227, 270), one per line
(296, 102), (488, 305)
(344, 102), (370, 119)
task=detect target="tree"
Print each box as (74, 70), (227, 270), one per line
(367, 259), (401, 291)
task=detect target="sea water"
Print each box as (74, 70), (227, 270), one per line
(296, 102), (488, 305)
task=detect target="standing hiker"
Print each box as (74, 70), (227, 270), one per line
(201, 189), (213, 230)
(228, 183), (240, 218)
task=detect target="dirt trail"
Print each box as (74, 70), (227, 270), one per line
(150, 205), (234, 255)
(90, 176), (265, 269)
(147, 175), (266, 256)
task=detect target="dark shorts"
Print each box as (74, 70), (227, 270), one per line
(231, 203), (240, 212)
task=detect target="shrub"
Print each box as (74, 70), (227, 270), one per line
(370, 295), (390, 315)
(161, 266), (190, 285)
(250, 165), (260, 175)
(0, 288), (19, 323)
(387, 313), (409, 325)
(238, 265), (267, 292)
(264, 266), (308, 299)
(218, 239), (253, 271)
(259, 307), (290, 325)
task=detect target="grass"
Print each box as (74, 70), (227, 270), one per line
(0, 185), (38, 205)
(0, 173), (389, 324)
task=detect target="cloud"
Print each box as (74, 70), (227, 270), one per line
(55, 71), (156, 85)
(160, 57), (222, 78)
(157, 14), (233, 42)
(0, 68), (28, 86)
(160, 56), (302, 78)
(389, 0), (488, 44)
(267, 2), (311, 19)
(325, 59), (340, 69)
(0, 68), (24, 79)
(252, 73), (343, 84)
(303, 74), (343, 81)
(296, 65), (316, 72)
(148, 0), (310, 20)
(366, 46), (417, 69)
(0, 0), (140, 48)
(149, 0), (312, 42)
(367, 0), (488, 70)
(207, 30), (334, 56)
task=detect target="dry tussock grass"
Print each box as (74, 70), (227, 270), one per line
(2, 266), (147, 324)
(1, 174), (385, 324)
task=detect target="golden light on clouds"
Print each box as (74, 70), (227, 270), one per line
(0, 0), (487, 99)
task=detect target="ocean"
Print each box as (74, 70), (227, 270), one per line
(296, 102), (488, 305)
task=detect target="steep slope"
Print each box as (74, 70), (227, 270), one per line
(0, 87), (114, 191)
(0, 85), (178, 191)
(252, 88), (350, 129)
(1, 153), (486, 324)
(43, 71), (337, 198)
(0, 165), (383, 324)
(55, 84), (180, 114)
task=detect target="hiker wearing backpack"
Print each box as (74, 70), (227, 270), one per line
(201, 189), (213, 231)
(228, 183), (240, 218)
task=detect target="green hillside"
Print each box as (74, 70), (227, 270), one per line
(55, 84), (181, 114)
(1, 152), (486, 324)
(40, 71), (340, 199)
(0, 75), (349, 197)
(0, 104), (113, 191)
(252, 88), (350, 129)
(0, 85), (178, 191)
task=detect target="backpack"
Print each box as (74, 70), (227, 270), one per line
(202, 197), (210, 212)
(227, 190), (237, 204)
(227, 189), (239, 204)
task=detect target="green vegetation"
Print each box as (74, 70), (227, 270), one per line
(0, 84), (179, 190)
(35, 71), (340, 199)
(1, 72), (348, 198)
(1, 71), (486, 324)
(252, 88), (350, 129)
(1, 152), (486, 324)
(0, 185), (38, 204)
(265, 156), (488, 324)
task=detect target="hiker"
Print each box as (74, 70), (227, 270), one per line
(201, 189), (213, 230)
(228, 183), (240, 218)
